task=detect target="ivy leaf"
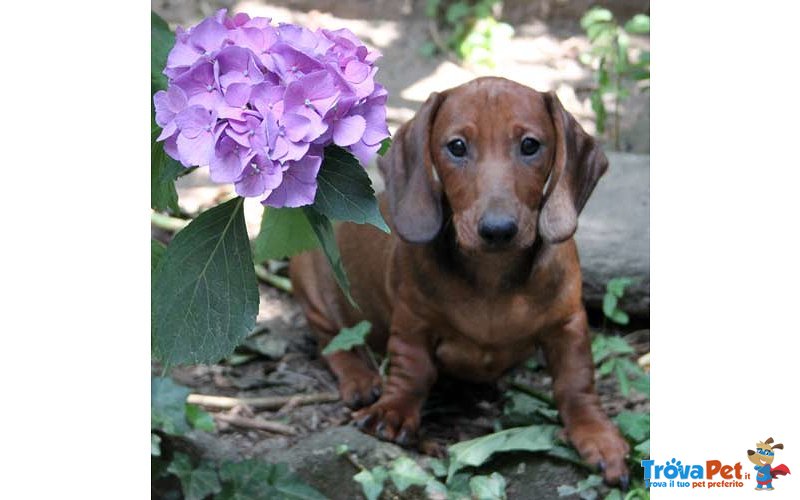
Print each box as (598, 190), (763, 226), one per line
(425, 477), (448, 500)
(614, 362), (630, 397)
(151, 239), (166, 277)
(607, 277), (635, 298)
(168, 454), (223, 500)
(608, 308), (629, 325)
(448, 425), (558, 480)
(624, 14), (650, 34)
(428, 458), (448, 478)
(253, 206), (320, 262)
(614, 411), (649, 442)
(151, 376), (191, 435)
(469, 472), (507, 500)
(185, 403), (215, 432)
(354, 466), (388, 500)
(219, 461), (326, 500)
(389, 456), (430, 492)
(151, 11), (173, 93)
(312, 145), (390, 233)
(152, 197), (259, 366)
(557, 474), (603, 499)
(635, 439), (650, 457)
(302, 206), (355, 305)
(321, 321), (371, 355)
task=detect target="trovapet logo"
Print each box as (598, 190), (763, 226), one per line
(642, 436), (792, 492)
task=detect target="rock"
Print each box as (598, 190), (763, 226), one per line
(576, 152), (650, 316)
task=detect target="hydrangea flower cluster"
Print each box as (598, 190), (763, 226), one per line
(153, 10), (390, 207)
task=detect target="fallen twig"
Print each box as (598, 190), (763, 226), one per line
(214, 413), (297, 436)
(187, 391), (339, 410)
(254, 264), (293, 293)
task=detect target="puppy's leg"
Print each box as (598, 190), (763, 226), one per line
(352, 304), (437, 446)
(540, 311), (630, 486)
(290, 255), (381, 410)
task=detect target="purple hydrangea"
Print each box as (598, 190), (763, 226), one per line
(154, 10), (390, 207)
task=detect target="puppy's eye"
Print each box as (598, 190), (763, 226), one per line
(520, 137), (541, 156)
(447, 139), (467, 158)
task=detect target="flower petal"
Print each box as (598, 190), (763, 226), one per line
(332, 114), (366, 147)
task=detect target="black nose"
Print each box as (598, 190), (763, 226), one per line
(478, 214), (518, 245)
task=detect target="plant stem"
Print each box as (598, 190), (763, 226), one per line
(151, 212), (190, 232)
(254, 264), (293, 293)
(614, 72), (621, 150)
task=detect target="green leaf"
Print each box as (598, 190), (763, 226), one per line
(614, 411), (650, 442)
(302, 206), (355, 305)
(592, 335), (635, 364)
(428, 458), (448, 477)
(470, 472), (507, 499)
(634, 439), (650, 457)
(503, 390), (559, 426)
(557, 475), (603, 498)
(607, 277), (635, 297)
(581, 7), (613, 30)
(445, 2), (471, 24)
(151, 376), (191, 435)
(425, 477), (448, 499)
(614, 362), (631, 397)
(152, 197), (259, 366)
(587, 22), (614, 42)
(389, 456), (430, 492)
(378, 137), (392, 157)
(354, 466), (388, 500)
(152, 239), (166, 277)
(168, 454), (223, 500)
(605, 489), (624, 500)
(219, 461), (326, 500)
(151, 11), (173, 93)
(597, 59), (610, 88)
(446, 472), (472, 498)
(151, 118), (183, 213)
(151, 433), (162, 456)
(602, 293), (618, 319)
(185, 403), (215, 432)
(322, 320), (371, 355)
(448, 425), (558, 480)
(609, 308), (630, 325)
(624, 14), (650, 34)
(253, 207), (320, 262)
(313, 145), (390, 233)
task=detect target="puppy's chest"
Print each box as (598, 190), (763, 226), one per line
(431, 294), (549, 382)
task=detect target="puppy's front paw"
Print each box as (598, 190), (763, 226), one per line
(338, 369), (382, 410)
(567, 420), (630, 486)
(352, 397), (421, 446)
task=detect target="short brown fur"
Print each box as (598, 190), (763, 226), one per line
(290, 77), (629, 484)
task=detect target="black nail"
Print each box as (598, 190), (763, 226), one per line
(620, 475), (630, 491)
(376, 421), (388, 438)
(355, 414), (373, 429)
(597, 461), (606, 473)
(397, 430), (410, 446)
(371, 386), (382, 401)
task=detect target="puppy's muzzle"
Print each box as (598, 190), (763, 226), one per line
(478, 212), (518, 246)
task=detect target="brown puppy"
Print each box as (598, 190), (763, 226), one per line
(290, 77), (629, 484)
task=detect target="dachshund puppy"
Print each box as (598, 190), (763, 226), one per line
(290, 77), (629, 484)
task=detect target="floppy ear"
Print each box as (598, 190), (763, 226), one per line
(539, 92), (609, 243)
(379, 92), (447, 243)
(766, 437), (775, 444)
(772, 443), (784, 450)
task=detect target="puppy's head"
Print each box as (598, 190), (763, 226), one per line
(381, 77), (608, 251)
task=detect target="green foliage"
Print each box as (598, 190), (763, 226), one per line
(592, 333), (649, 397)
(151, 239), (166, 276)
(580, 7), (650, 148)
(425, 0), (513, 67)
(322, 320), (372, 355)
(354, 466), (389, 500)
(602, 277), (636, 325)
(168, 454), (223, 500)
(470, 472), (507, 499)
(151, 115), (183, 214)
(557, 474), (602, 499)
(151, 12), (172, 93)
(302, 206), (355, 305)
(152, 197), (259, 366)
(614, 411), (649, 442)
(218, 461), (326, 500)
(502, 389), (559, 427)
(253, 207), (320, 262)
(389, 456), (430, 492)
(151, 376), (192, 435)
(185, 404), (216, 432)
(447, 425), (559, 480)
(312, 145), (390, 233)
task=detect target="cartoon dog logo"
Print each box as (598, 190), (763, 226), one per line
(747, 437), (791, 491)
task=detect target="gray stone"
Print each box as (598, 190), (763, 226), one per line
(576, 152), (650, 316)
